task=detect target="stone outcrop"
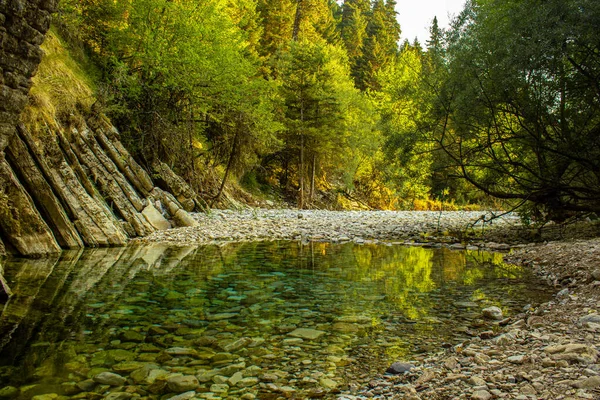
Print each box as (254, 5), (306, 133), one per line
(0, 0), (202, 256)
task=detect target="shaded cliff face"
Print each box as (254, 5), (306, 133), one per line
(0, 2), (202, 256)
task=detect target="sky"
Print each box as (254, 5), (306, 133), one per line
(396, 0), (467, 44)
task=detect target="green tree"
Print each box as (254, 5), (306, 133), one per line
(59, 0), (280, 188)
(277, 40), (361, 207)
(357, 0), (401, 90)
(340, 0), (371, 87)
(433, 0), (600, 219)
(256, 0), (296, 62)
(379, 43), (434, 206)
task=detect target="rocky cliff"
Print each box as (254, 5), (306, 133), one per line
(0, 0), (201, 256)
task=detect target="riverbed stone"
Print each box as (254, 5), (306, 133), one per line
(207, 313), (238, 321)
(103, 393), (133, 400)
(166, 391), (197, 400)
(209, 383), (229, 393)
(31, 395), (59, 400)
(112, 361), (145, 374)
(238, 377), (259, 387)
(93, 372), (126, 386)
(287, 328), (326, 340)
(197, 370), (220, 383)
(228, 372), (244, 386)
(319, 378), (338, 389)
(222, 337), (252, 352)
(579, 314), (600, 324)
(472, 390), (492, 400)
(573, 376), (600, 389)
(167, 375), (199, 393)
(119, 330), (145, 343)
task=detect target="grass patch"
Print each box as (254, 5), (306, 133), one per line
(22, 28), (96, 132)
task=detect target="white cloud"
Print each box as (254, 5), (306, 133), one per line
(396, 0), (466, 44)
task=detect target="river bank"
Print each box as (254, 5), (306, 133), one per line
(340, 238), (600, 400)
(134, 209), (600, 399)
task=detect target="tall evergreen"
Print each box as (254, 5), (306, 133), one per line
(300, 0), (341, 45)
(426, 16), (443, 59)
(340, 0), (371, 88)
(256, 0), (296, 61)
(358, 0), (401, 91)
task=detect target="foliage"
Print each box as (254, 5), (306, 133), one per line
(58, 0), (281, 188)
(431, 0), (600, 219)
(51, 0), (598, 213)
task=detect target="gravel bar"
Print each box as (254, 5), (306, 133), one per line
(134, 209), (522, 248)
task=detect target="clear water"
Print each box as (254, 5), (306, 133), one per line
(0, 242), (550, 399)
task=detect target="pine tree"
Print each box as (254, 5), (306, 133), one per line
(256, 0), (296, 60)
(426, 16), (443, 58)
(340, 0), (371, 87)
(356, 0), (401, 91)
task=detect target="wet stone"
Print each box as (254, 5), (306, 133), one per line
(31, 395), (59, 400)
(207, 313), (238, 321)
(209, 383), (229, 393)
(167, 375), (199, 393)
(166, 391), (197, 400)
(119, 330), (145, 342)
(228, 371), (243, 386)
(93, 372), (126, 386)
(112, 361), (145, 374)
(287, 328), (326, 340)
(238, 377), (259, 387)
(103, 393), (133, 400)
(165, 347), (198, 357)
(75, 380), (96, 392)
(196, 370), (220, 383)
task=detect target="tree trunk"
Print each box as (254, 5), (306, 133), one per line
(292, 0), (303, 41)
(299, 130), (304, 209)
(213, 124), (240, 206)
(310, 153), (316, 204)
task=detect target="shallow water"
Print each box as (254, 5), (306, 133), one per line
(0, 242), (550, 399)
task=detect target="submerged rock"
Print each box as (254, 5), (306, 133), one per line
(167, 375), (199, 393)
(93, 372), (126, 386)
(287, 328), (326, 340)
(482, 306), (503, 320)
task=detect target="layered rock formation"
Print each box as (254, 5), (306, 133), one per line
(0, 0), (201, 256)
